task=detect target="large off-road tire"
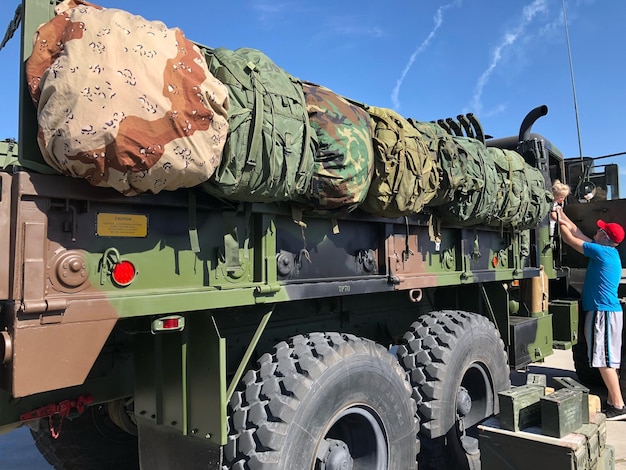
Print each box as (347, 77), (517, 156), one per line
(397, 310), (510, 470)
(223, 332), (419, 469)
(30, 401), (139, 470)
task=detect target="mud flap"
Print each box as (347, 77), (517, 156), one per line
(137, 417), (222, 470)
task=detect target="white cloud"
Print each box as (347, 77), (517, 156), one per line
(251, 1), (294, 25)
(326, 16), (384, 38)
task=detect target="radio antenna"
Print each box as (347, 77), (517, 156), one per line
(562, 0), (583, 160)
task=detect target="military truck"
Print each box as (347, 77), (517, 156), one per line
(0, 1), (624, 470)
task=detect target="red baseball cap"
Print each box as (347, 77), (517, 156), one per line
(597, 219), (625, 244)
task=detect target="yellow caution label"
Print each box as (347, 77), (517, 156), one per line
(97, 213), (148, 237)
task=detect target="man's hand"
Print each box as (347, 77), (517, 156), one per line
(560, 224), (586, 254)
(555, 210), (592, 242)
(550, 206), (562, 221)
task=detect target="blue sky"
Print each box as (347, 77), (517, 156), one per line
(1, 0), (625, 190)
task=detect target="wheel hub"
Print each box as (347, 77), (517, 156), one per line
(456, 386), (472, 417)
(320, 438), (354, 470)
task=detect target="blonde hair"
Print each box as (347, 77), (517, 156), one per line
(552, 179), (570, 199)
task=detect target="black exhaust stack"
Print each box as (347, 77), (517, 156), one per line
(519, 105), (548, 142)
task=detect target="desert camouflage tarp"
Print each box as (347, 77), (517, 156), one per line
(301, 82), (373, 214)
(201, 47), (314, 202)
(25, 0), (229, 196)
(359, 107), (439, 218)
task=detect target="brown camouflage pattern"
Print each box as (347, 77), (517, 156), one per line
(302, 82), (373, 213)
(26, 0), (229, 196)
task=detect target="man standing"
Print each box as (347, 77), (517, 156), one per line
(556, 211), (626, 420)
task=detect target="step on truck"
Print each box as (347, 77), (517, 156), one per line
(0, 1), (624, 469)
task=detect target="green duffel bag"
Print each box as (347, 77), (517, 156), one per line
(490, 148), (552, 229)
(300, 82), (374, 214)
(435, 136), (500, 226)
(408, 120), (460, 207)
(360, 106), (440, 218)
(433, 139), (551, 229)
(202, 47), (314, 202)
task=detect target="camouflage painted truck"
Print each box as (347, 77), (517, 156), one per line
(0, 1), (624, 469)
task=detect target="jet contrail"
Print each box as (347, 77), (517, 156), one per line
(468, 0), (548, 114)
(391, 1), (460, 110)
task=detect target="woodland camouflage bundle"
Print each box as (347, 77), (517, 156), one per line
(301, 82), (374, 214)
(26, 1), (552, 230)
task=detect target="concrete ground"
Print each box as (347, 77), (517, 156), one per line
(516, 348), (626, 468)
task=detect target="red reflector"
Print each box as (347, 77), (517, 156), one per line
(112, 260), (136, 286)
(151, 315), (185, 334)
(162, 318), (179, 329)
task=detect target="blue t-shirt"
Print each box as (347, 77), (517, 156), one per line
(582, 241), (622, 311)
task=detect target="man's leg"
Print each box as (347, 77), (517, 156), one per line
(599, 367), (625, 408)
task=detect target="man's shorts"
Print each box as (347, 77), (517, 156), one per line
(585, 310), (623, 369)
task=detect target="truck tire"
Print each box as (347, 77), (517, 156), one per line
(396, 310), (510, 470)
(30, 402), (139, 470)
(223, 332), (419, 469)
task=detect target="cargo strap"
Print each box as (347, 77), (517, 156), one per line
(245, 62), (263, 172)
(428, 214), (441, 248)
(291, 207), (311, 264)
(188, 191), (200, 253)
(223, 205), (252, 272)
(291, 207), (307, 228)
(223, 211), (241, 272)
(7, 156), (60, 175)
(472, 231), (481, 260)
(0, 4), (21, 53)
(403, 216), (414, 261)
